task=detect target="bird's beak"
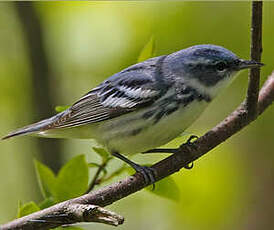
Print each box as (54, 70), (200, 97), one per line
(238, 59), (264, 70)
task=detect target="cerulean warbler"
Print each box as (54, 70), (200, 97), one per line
(3, 44), (263, 184)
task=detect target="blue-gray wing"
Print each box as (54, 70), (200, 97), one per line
(50, 59), (164, 129)
(2, 56), (169, 139)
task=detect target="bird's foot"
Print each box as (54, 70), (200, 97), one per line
(143, 135), (199, 154)
(187, 135), (199, 145)
(178, 135), (198, 170)
(142, 135), (199, 170)
(132, 164), (156, 188)
(184, 162), (194, 170)
(179, 135), (199, 150)
(144, 135), (198, 169)
(112, 152), (156, 186)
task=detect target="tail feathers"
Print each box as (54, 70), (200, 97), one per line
(2, 111), (67, 140)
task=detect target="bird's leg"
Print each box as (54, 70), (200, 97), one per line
(143, 135), (199, 154)
(178, 135), (198, 169)
(111, 152), (156, 186)
(142, 135), (199, 169)
(143, 148), (177, 154)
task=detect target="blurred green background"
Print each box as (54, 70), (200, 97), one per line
(0, 1), (274, 230)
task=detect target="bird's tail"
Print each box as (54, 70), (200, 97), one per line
(2, 111), (68, 140)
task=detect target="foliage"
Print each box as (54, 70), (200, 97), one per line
(17, 201), (40, 218)
(19, 155), (90, 229)
(18, 147), (180, 229)
(137, 36), (155, 63)
(92, 147), (110, 162)
(34, 160), (56, 199)
(35, 155), (89, 203)
(146, 176), (180, 202)
(55, 155), (89, 201)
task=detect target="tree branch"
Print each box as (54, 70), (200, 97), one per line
(2, 1), (272, 230)
(2, 204), (124, 229)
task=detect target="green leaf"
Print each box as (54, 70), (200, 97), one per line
(92, 147), (110, 161)
(88, 162), (101, 168)
(146, 176), (180, 202)
(39, 197), (55, 210)
(125, 164), (180, 201)
(55, 105), (70, 113)
(17, 201), (40, 218)
(137, 36), (155, 63)
(34, 159), (56, 198)
(54, 155), (89, 202)
(125, 165), (135, 175)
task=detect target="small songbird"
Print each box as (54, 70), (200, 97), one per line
(2, 44), (263, 184)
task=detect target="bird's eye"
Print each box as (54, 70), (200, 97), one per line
(216, 62), (228, 71)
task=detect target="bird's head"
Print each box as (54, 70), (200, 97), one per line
(167, 44), (264, 97)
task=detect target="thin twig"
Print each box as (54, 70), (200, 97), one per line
(86, 159), (110, 193)
(246, 1), (263, 119)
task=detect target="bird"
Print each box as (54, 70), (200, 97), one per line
(2, 44), (263, 184)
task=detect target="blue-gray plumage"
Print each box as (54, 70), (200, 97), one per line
(2, 44), (263, 184)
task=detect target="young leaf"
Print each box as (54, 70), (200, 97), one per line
(17, 201), (40, 218)
(34, 159), (56, 198)
(55, 105), (70, 113)
(88, 162), (101, 168)
(39, 197), (55, 210)
(54, 155), (89, 202)
(137, 36), (155, 63)
(146, 176), (180, 202)
(92, 147), (110, 161)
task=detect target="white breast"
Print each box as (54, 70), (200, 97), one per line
(93, 99), (209, 155)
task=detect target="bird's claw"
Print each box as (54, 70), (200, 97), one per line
(179, 135), (198, 170)
(111, 152), (156, 188)
(134, 165), (156, 188)
(184, 162), (194, 170)
(186, 135), (199, 145)
(179, 135), (199, 150)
